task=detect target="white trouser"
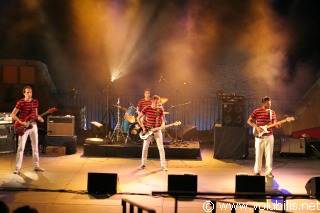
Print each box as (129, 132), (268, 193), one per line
(254, 135), (274, 174)
(16, 124), (40, 170)
(141, 130), (166, 167)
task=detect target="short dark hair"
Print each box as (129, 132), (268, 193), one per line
(262, 96), (270, 103)
(22, 86), (32, 93)
(152, 95), (160, 100)
(144, 88), (150, 92)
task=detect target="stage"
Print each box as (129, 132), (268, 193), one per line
(83, 139), (201, 159)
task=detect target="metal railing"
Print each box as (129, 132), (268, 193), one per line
(122, 198), (156, 213)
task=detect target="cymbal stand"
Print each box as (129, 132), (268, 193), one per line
(162, 114), (173, 143)
(110, 98), (125, 143)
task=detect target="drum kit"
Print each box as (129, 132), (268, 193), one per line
(110, 97), (171, 143)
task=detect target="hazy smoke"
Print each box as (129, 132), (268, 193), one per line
(0, 0), (319, 102)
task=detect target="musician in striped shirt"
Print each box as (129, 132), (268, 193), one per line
(137, 95), (167, 171)
(247, 96), (281, 178)
(11, 86), (45, 175)
(136, 88), (152, 113)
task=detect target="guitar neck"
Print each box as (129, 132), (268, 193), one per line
(266, 119), (288, 129)
(27, 111), (49, 123)
(150, 123), (176, 132)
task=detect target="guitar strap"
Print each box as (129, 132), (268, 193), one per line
(155, 108), (160, 128)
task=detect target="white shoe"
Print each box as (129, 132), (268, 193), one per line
(162, 166), (168, 171)
(13, 169), (20, 175)
(137, 165), (145, 170)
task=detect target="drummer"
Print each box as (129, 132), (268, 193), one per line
(136, 88), (152, 114)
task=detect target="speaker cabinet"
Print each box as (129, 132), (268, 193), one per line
(168, 174), (197, 193)
(47, 116), (75, 136)
(236, 175), (265, 193)
(87, 173), (118, 195)
(305, 176), (320, 197)
(221, 95), (245, 126)
(213, 126), (249, 159)
(0, 124), (16, 153)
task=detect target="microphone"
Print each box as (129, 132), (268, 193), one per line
(159, 75), (162, 83)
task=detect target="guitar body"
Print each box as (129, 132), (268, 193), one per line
(14, 107), (57, 136)
(253, 126), (270, 138)
(139, 130), (154, 140)
(14, 116), (34, 136)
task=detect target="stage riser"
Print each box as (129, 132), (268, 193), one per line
(83, 142), (201, 159)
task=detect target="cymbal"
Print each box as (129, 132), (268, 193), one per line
(164, 112), (170, 115)
(112, 104), (127, 111)
(160, 97), (168, 104)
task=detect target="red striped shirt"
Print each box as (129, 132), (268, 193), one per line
(141, 105), (163, 128)
(250, 107), (277, 136)
(15, 98), (39, 121)
(137, 98), (151, 111)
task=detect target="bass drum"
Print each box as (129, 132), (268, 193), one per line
(128, 122), (143, 143)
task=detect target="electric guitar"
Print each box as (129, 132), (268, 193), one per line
(253, 117), (295, 138)
(139, 121), (181, 140)
(14, 108), (57, 136)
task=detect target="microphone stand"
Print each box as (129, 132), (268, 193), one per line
(160, 76), (187, 144)
(102, 71), (123, 140)
(102, 83), (111, 139)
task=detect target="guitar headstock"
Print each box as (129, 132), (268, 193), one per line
(173, 121), (181, 126)
(286, 117), (295, 122)
(48, 108), (58, 114)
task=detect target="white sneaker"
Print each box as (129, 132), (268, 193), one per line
(13, 169), (20, 175)
(137, 165), (145, 170)
(162, 166), (168, 171)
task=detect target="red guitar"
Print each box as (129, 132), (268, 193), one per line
(14, 108), (57, 136)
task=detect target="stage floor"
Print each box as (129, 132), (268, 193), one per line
(0, 141), (320, 213)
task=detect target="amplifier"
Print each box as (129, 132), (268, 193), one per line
(221, 95), (244, 104)
(280, 137), (305, 154)
(0, 124), (16, 153)
(47, 116), (75, 136)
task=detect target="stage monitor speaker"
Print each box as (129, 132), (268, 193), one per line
(235, 175), (265, 193)
(213, 126), (248, 159)
(47, 116), (75, 136)
(168, 174), (197, 193)
(178, 125), (198, 141)
(87, 173), (118, 195)
(305, 176), (320, 197)
(0, 124), (16, 153)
